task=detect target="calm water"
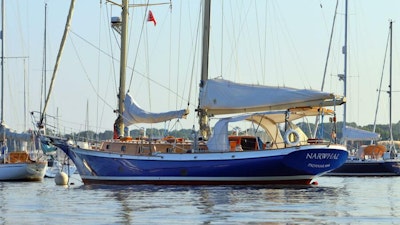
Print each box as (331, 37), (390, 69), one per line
(0, 174), (399, 225)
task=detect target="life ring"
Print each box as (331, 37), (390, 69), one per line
(284, 129), (300, 146)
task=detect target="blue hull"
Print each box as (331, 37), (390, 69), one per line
(53, 139), (348, 185)
(327, 159), (400, 176)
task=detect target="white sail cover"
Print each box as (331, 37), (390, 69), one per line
(199, 78), (345, 115)
(123, 93), (188, 126)
(342, 126), (380, 141)
(207, 114), (251, 152)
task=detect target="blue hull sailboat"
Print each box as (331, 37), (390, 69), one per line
(49, 108), (348, 185)
(41, 0), (348, 185)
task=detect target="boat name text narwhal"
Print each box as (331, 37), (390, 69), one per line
(306, 153), (340, 160)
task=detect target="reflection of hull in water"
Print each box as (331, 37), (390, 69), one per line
(0, 162), (47, 181)
(327, 159), (400, 176)
(52, 137), (348, 185)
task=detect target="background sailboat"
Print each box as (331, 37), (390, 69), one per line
(0, 0), (47, 181)
(327, 2), (400, 176)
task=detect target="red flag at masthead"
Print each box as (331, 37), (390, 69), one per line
(147, 10), (157, 26)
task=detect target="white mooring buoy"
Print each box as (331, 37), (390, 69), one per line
(54, 172), (68, 185)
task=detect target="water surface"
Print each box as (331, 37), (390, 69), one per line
(0, 175), (399, 224)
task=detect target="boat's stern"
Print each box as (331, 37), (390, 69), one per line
(283, 145), (348, 176)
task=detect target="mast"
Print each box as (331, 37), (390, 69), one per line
(342, 0), (348, 137)
(389, 20), (395, 153)
(1, 0), (4, 125)
(115, 0), (128, 138)
(41, 3), (47, 123)
(39, 0), (75, 127)
(198, 0), (211, 139)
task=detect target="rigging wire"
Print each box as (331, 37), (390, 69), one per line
(127, 1), (150, 92)
(312, 0), (339, 139)
(106, 3), (119, 102)
(69, 27), (192, 107)
(320, 0), (339, 92)
(255, 0), (267, 84)
(176, 1), (193, 112)
(69, 36), (114, 115)
(220, 0), (224, 78)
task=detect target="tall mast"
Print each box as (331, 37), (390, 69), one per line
(41, 4), (47, 118)
(198, 0), (211, 139)
(40, 3), (47, 130)
(342, 0), (348, 136)
(1, 0), (4, 125)
(389, 20), (395, 152)
(115, 0), (128, 138)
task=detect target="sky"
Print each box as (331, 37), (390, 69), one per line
(2, 0), (400, 135)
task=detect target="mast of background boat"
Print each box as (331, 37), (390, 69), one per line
(372, 23), (391, 144)
(40, 3), (47, 128)
(39, 0), (75, 127)
(1, 0), (4, 126)
(388, 20), (396, 154)
(198, 0), (211, 140)
(0, 0), (5, 157)
(342, 0), (348, 145)
(115, 0), (128, 138)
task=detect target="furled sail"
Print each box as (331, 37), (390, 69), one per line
(123, 93), (188, 126)
(199, 78), (345, 115)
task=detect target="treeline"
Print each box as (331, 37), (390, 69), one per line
(72, 121), (398, 142)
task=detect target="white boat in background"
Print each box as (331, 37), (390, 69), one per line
(39, 0), (348, 185)
(0, 0), (47, 181)
(0, 125), (47, 181)
(327, 4), (400, 176)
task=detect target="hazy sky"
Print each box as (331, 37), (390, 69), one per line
(2, 0), (400, 134)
